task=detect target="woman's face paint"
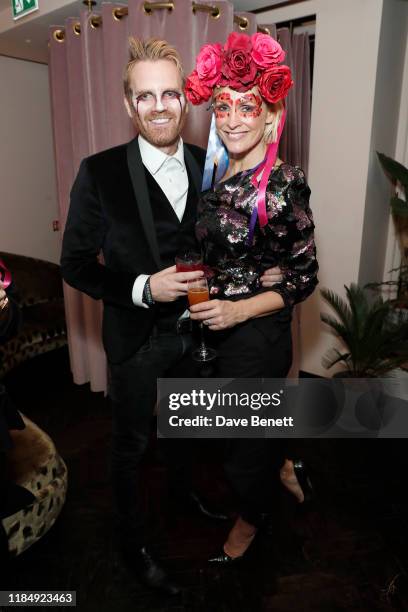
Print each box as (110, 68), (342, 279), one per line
(213, 86), (271, 163)
(213, 92), (263, 120)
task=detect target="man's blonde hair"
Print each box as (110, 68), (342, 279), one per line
(123, 37), (185, 102)
(264, 100), (284, 144)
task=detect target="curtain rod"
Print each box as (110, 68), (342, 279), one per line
(52, 3), (272, 41)
(275, 14), (316, 30)
(252, 0), (310, 15)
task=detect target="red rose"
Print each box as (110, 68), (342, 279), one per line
(196, 43), (223, 86)
(220, 49), (258, 92)
(224, 31), (252, 53)
(251, 33), (285, 68)
(184, 70), (212, 105)
(258, 65), (293, 103)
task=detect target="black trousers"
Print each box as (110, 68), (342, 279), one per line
(109, 327), (199, 548)
(210, 314), (292, 526)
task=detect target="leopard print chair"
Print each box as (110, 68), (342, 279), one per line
(0, 252), (67, 378)
(2, 415), (68, 557)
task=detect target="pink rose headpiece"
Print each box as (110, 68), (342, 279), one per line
(185, 32), (293, 105)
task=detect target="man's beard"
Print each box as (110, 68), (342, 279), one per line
(135, 110), (187, 148)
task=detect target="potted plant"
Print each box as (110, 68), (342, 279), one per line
(366, 264), (408, 308)
(320, 283), (408, 378)
(377, 152), (408, 307)
(371, 152), (408, 393)
(320, 284), (408, 433)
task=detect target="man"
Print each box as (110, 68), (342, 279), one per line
(61, 37), (280, 595)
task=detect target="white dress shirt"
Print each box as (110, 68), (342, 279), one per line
(132, 135), (189, 308)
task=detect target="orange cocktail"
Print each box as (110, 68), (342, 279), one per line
(186, 277), (216, 362)
(188, 286), (209, 306)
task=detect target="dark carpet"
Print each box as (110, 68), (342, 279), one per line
(2, 347), (408, 611)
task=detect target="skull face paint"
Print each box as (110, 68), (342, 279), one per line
(213, 86), (274, 167)
(124, 59), (188, 154)
(133, 90), (183, 116)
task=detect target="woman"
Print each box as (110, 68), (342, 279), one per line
(185, 32), (318, 562)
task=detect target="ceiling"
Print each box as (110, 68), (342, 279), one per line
(0, 0), (288, 64)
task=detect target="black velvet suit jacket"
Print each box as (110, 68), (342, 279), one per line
(61, 137), (206, 365)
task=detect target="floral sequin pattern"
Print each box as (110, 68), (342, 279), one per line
(266, 191), (286, 218)
(196, 162), (318, 305)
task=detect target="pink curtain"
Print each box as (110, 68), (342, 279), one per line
(49, 6), (312, 391)
(50, 21), (107, 392)
(277, 27), (311, 175)
(260, 25), (312, 378)
(280, 27), (312, 378)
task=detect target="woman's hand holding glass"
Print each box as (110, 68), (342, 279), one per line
(189, 297), (247, 331)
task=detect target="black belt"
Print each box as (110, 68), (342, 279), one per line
(153, 317), (192, 335)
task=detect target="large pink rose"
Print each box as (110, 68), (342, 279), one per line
(224, 31), (252, 53)
(220, 49), (258, 92)
(258, 65), (293, 103)
(251, 33), (285, 68)
(196, 43), (223, 86)
(184, 70), (212, 105)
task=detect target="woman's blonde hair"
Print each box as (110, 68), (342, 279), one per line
(123, 37), (185, 102)
(264, 99), (284, 144)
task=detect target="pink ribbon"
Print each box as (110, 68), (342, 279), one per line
(250, 107), (287, 229)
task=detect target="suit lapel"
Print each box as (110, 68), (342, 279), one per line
(126, 138), (162, 270)
(184, 145), (203, 196)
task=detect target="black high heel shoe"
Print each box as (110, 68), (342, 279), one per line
(293, 459), (314, 504)
(208, 529), (259, 564)
(208, 549), (244, 564)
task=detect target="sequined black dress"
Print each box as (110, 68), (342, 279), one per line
(195, 162), (318, 525)
(196, 162), (318, 309)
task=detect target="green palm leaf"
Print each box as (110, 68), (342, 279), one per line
(320, 288), (352, 328)
(322, 348), (351, 370)
(320, 313), (350, 343)
(377, 152), (408, 191)
(391, 196), (408, 217)
(320, 283), (408, 376)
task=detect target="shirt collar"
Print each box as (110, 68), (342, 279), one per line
(138, 134), (185, 175)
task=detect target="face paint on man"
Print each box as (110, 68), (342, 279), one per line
(125, 59), (188, 154)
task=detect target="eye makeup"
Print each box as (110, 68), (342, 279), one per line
(132, 89), (183, 114)
(213, 92), (263, 119)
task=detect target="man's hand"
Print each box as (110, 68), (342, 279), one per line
(260, 265), (282, 287)
(189, 299), (246, 331)
(149, 265), (204, 303)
